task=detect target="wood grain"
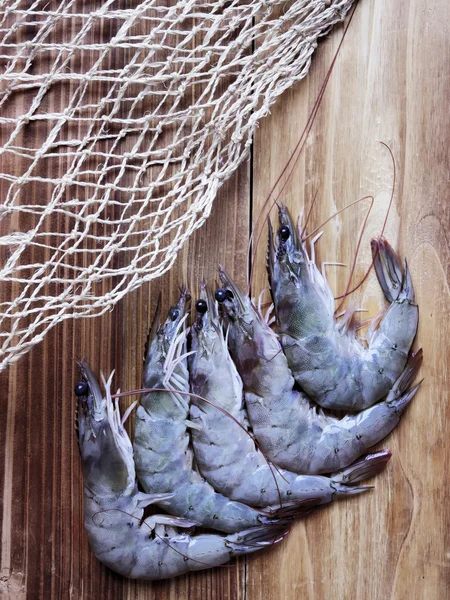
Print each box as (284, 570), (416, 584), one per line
(1, 0), (449, 598)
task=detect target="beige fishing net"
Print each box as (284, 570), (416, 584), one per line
(0, 0), (353, 371)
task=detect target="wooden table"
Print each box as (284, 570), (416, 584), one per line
(1, 1), (449, 598)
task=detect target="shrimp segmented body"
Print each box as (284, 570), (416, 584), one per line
(217, 269), (422, 475)
(133, 292), (300, 533)
(268, 206), (419, 411)
(189, 285), (391, 505)
(76, 362), (289, 580)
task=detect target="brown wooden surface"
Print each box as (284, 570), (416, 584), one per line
(1, 1), (449, 598)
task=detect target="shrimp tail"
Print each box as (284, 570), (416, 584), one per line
(390, 381), (422, 414)
(386, 348), (423, 410)
(331, 449), (392, 486)
(371, 238), (415, 303)
(331, 484), (373, 496)
(226, 522), (290, 553)
(260, 498), (327, 523)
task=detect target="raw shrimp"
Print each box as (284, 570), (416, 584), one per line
(133, 291), (303, 533)
(75, 362), (289, 580)
(189, 284), (391, 506)
(217, 269), (422, 475)
(267, 205), (419, 411)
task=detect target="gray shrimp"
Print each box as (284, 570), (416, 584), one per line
(188, 284), (391, 506)
(267, 205), (419, 411)
(217, 269), (422, 475)
(132, 291), (302, 533)
(75, 363), (289, 580)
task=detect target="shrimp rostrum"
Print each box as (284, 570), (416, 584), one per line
(267, 205), (419, 411)
(75, 362), (289, 580)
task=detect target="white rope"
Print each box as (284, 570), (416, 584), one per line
(0, 0), (354, 371)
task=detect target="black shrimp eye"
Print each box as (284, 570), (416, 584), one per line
(196, 299), (207, 314)
(215, 289), (227, 303)
(74, 381), (89, 397)
(279, 225), (290, 241)
(169, 307), (179, 321)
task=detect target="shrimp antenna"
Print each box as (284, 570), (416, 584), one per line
(246, 2), (358, 295)
(334, 196), (374, 314)
(334, 142), (396, 305)
(302, 195), (374, 243)
(299, 194), (375, 314)
(300, 186), (321, 238)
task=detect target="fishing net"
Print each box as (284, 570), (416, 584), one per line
(0, 0), (353, 371)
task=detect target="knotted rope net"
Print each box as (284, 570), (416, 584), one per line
(0, 0), (353, 371)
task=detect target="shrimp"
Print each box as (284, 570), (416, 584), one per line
(216, 268), (422, 475)
(133, 291), (304, 533)
(267, 205), (419, 411)
(189, 284), (391, 506)
(75, 362), (289, 580)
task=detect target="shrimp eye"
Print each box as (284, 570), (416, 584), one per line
(196, 299), (207, 314)
(279, 225), (290, 241)
(215, 289), (227, 303)
(74, 381), (89, 397)
(169, 307), (179, 321)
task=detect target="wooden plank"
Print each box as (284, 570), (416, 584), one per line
(1, 0), (449, 598)
(249, 1), (450, 599)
